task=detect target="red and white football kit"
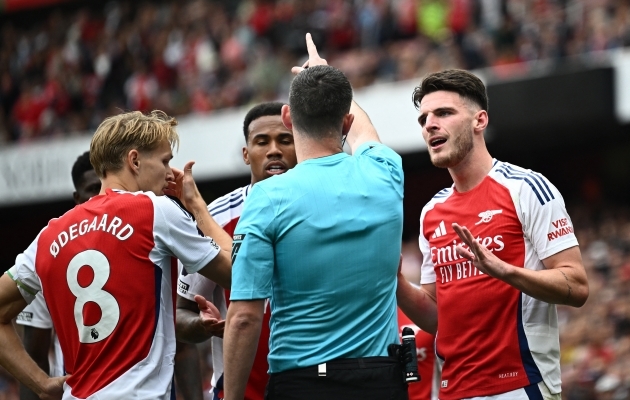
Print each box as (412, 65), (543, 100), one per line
(397, 308), (438, 400)
(178, 185), (271, 400)
(420, 160), (578, 399)
(8, 189), (220, 399)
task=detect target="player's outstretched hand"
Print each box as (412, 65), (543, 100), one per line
(291, 33), (328, 75)
(167, 161), (205, 211)
(194, 295), (225, 339)
(39, 375), (68, 400)
(452, 223), (510, 279)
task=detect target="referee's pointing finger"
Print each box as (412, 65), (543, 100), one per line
(306, 33), (319, 58)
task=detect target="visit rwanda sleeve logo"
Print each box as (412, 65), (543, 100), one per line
(232, 234), (245, 264)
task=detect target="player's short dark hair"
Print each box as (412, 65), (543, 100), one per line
(243, 102), (286, 142)
(71, 151), (94, 189)
(289, 65), (353, 139)
(412, 69), (488, 112)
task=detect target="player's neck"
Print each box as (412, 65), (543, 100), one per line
(295, 134), (344, 162)
(449, 147), (493, 193)
(100, 173), (139, 194)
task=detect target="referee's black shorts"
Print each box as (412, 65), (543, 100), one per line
(265, 356), (409, 400)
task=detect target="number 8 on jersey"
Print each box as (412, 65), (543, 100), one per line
(67, 250), (120, 344)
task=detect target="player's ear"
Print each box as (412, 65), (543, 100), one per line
(473, 110), (488, 134)
(341, 113), (354, 136)
(243, 146), (250, 165)
(127, 149), (140, 173)
(73, 191), (80, 205)
(281, 105), (293, 131)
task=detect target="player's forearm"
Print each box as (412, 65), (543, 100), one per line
(199, 250), (231, 289)
(396, 277), (438, 334)
(224, 302), (264, 400)
(501, 264), (589, 307)
(346, 100), (380, 153)
(0, 323), (50, 398)
(175, 308), (213, 343)
(188, 200), (233, 251)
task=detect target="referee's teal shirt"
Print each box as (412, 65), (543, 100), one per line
(230, 141), (404, 373)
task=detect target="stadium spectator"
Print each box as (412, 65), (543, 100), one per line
(396, 69), (589, 398)
(0, 110), (232, 398)
(2, 0), (630, 144)
(16, 150), (100, 400)
(223, 34), (405, 400)
(176, 101), (297, 400)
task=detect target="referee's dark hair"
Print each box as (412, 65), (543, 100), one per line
(289, 65), (353, 139)
(71, 151), (94, 190)
(243, 102), (286, 142)
(412, 69), (489, 112)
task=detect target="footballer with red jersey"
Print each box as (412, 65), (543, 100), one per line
(397, 70), (589, 400)
(0, 110), (232, 399)
(176, 101), (297, 400)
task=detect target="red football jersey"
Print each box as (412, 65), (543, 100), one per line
(419, 161), (578, 399)
(9, 189), (220, 399)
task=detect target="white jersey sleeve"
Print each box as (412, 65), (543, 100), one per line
(177, 271), (218, 302)
(149, 195), (221, 274)
(419, 221), (435, 285)
(7, 231), (44, 304)
(16, 292), (52, 329)
(517, 172), (578, 261)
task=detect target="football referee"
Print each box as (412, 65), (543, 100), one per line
(223, 34), (407, 400)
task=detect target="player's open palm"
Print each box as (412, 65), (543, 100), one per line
(194, 295), (225, 339)
(452, 223), (510, 279)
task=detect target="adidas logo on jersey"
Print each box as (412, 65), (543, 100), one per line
(431, 221), (447, 238)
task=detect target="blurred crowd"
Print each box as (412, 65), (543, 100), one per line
(557, 204), (630, 400)
(1, 0), (630, 144)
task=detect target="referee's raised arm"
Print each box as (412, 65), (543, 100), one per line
(346, 100), (380, 153)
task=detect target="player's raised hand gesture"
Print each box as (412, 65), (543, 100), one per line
(194, 295), (225, 338)
(291, 33), (328, 75)
(167, 161), (206, 212)
(452, 223), (511, 279)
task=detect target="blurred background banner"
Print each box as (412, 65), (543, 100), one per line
(1, 56), (628, 206)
